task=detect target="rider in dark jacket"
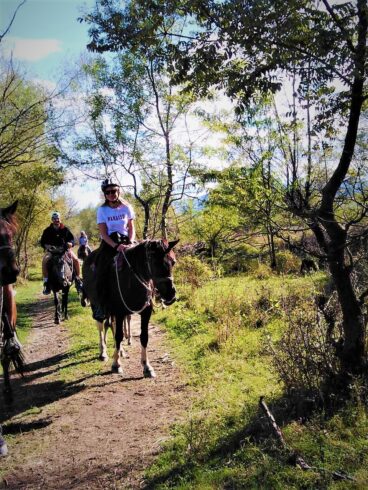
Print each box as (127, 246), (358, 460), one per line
(41, 212), (82, 294)
(40, 223), (75, 249)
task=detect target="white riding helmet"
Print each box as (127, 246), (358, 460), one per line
(51, 212), (60, 220)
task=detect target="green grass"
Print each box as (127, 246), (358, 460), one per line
(0, 276), (107, 480)
(57, 289), (112, 382)
(14, 267), (110, 382)
(147, 272), (368, 489)
(13, 281), (39, 345)
(5, 271), (368, 488)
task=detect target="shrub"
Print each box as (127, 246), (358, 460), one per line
(253, 262), (273, 279)
(221, 244), (262, 274)
(175, 255), (212, 289)
(275, 251), (301, 274)
(265, 295), (341, 408)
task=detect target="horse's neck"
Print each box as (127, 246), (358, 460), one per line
(124, 244), (149, 281)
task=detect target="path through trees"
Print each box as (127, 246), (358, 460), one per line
(0, 295), (186, 489)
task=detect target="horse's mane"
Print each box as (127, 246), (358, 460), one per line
(121, 239), (164, 276)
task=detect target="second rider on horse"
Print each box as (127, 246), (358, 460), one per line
(40, 212), (83, 295)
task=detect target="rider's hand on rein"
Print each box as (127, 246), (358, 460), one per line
(116, 243), (130, 253)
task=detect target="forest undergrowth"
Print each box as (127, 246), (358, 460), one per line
(148, 271), (368, 489)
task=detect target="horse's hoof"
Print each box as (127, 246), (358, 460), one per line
(99, 354), (108, 361)
(111, 365), (123, 375)
(55, 319), (60, 325)
(64, 315), (69, 320)
(81, 299), (86, 307)
(127, 338), (132, 346)
(143, 365), (156, 378)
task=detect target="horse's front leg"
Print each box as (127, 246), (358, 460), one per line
(53, 291), (60, 324)
(62, 287), (69, 320)
(112, 312), (124, 375)
(140, 306), (155, 378)
(96, 320), (108, 361)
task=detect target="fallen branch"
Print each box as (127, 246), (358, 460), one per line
(259, 396), (356, 481)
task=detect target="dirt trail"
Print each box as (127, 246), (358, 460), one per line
(0, 296), (186, 489)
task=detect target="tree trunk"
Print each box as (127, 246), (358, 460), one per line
(328, 250), (366, 372)
(142, 203), (150, 239)
(268, 228), (277, 270)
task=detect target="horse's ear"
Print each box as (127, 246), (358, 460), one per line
(166, 239), (179, 252)
(2, 201), (18, 219)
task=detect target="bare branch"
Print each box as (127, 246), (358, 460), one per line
(0, 0), (27, 42)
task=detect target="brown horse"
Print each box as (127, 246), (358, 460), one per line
(82, 239), (178, 377)
(0, 201), (24, 456)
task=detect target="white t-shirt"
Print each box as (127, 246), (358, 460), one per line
(96, 203), (135, 236)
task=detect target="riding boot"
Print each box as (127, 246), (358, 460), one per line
(43, 280), (51, 295)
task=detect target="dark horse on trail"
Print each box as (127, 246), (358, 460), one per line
(0, 201), (25, 456)
(82, 239), (178, 377)
(46, 246), (74, 324)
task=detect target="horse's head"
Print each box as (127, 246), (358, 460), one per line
(0, 201), (19, 286)
(148, 239), (179, 306)
(78, 244), (89, 260)
(47, 247), (72, 289)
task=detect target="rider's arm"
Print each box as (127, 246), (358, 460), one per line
(98, 223), (118, 249)
(65, 228), (75, 247)
(128, 219), (135, 243)
(40, 229), (48, 249)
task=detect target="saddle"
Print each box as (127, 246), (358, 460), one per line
(92, 232), (131, 271)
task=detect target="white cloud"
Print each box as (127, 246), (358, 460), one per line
(31, 78), (57, 91)
(3, 36), (62, 61)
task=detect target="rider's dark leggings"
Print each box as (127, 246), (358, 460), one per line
(95, 233), (130, 314)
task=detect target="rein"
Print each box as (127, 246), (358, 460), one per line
(0, 245), (12, 251)
(114, 244), (153, 314)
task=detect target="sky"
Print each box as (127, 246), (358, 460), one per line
(0, 0), (100, 209)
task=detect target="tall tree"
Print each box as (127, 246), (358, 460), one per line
(59, 53), (201, 239)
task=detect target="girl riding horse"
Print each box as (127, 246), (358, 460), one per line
(95, 178), (135, 311)
(82, 178), (178, 376)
